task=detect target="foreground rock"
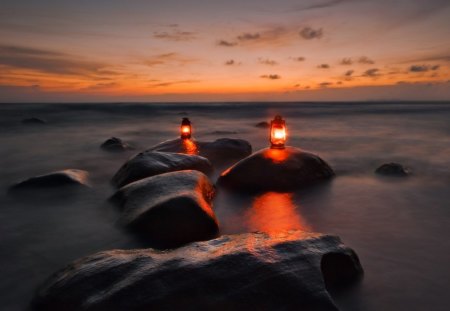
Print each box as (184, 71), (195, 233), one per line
(21, 117), (46, 125)
(100, 137), (133, 152)
(112, 151), (212, 188)
(9, 169), (90, 192)
(218, 147), (334, 192)
(149, 138), (252, 168)
(375, 162), (411, 177)
(111, 170), (218, 248)
(32, 230), (363, 311)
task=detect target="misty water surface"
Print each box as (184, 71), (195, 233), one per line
(0, 102), (449, 311)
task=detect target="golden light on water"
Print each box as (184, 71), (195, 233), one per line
(247, 192), (309, 235)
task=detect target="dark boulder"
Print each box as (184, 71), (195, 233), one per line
(21, 117), (46, 125)
(197, 138), (252, 168)
(218, 147), (334, 192)
(375, 163), (411, 177)
(255, 121), (270, 128)
(9, 169), (90, 192)
(32, 230), (363, 311)
(100, 137), (133, 152)
(111, 151), (212, 188)
(149, 138), (252, 169)
(111, 170), (218, 248)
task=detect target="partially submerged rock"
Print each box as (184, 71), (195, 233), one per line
(100, 137), (133, 152)
(148, 138), (198, 154)
(218, 147), (335, 192)
(21, 117), (46, 125)
(255, 121), (270, 128)
(112, 151), (212, 188)
(197, 138), (252, 168)
(149, 138), (252, 168)
(111, 170), (218, 248)
(375, 162), (411, 177)
(9, 169), (90, 192)
(32, 230), (363, 311)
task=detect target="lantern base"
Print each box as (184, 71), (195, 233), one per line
(270, 144), (285, 150)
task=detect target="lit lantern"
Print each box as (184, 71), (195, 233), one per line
(270, 115), (286, 149)
(180, 117), (192, 139)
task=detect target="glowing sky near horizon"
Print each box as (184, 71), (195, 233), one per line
(0, 0), (449, 102)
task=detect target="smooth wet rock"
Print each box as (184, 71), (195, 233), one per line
(218, 147), (335, 192)
(111, 170), (218, 248)
(112, 151), (212, 188)
(209, 130), (238, 135)
(32, 230), (363, 311)
(9, 169), (90, 192)
(149, 138), (199, 154)
(255, 121), (270, 128)
(21, 117), (46, 125)
(100, 137), (133, 152)
(149, 138), (252, 168)
(198, 138), (252, 168)
(375, 163), (411, 177)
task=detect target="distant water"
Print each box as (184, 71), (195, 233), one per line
(0, 102), (449, 310)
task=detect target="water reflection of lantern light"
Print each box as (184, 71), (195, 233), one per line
(270, 115), (286, 149)
(180, 117), (192, 139)
(247, 192), (308, 236)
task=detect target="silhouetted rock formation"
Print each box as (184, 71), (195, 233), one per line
(375, 163), (411, 177)
(255, 121), (270, 128)
(9, 169), (90, 192)
(218, 147), (334, 192)
(197, 138), (252, 168)
(100, 137), (133, 152)
(111, 170), (218, 248)
(32, 230), (363, 311)
(112, 151), (212, 188)
(21, 117), (46, 125)
(149, 138), (252, 169)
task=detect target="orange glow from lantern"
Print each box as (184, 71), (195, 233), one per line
(270, 115), (286, 149)
(247, 192), (308, 236)
(263, 148), (289, 163)
(180, 118), (192, 139)
(181, 125), (190, 134)
(182, 138), (198, 155)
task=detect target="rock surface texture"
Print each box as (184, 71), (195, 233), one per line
(197, 138), (252, 168)
(21, 117), (47, 124)
(9, 169), (90, 192)
(218, 147), (335, 192)
(255, 121), (270, 128)
(375, 162), (411, 177)
(32, 230), (363, 311)
(111, 170), (218, 248)
(149, 138), (252, 168)
(100, 137), (133, 152)
(111, 151), (212, 188)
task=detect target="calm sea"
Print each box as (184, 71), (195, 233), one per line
(0, 102), (449, 310)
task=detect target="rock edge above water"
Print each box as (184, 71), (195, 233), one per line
(32, 230), (363, 311)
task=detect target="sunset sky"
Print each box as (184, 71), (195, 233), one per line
(1, 0), (449, 102)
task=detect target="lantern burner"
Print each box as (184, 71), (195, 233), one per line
(270, 115), (286, 149)
(180, 117), (192, 139)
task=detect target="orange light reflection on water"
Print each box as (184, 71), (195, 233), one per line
(182, 139), (198, 155)
(247, 192), (309, 236)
